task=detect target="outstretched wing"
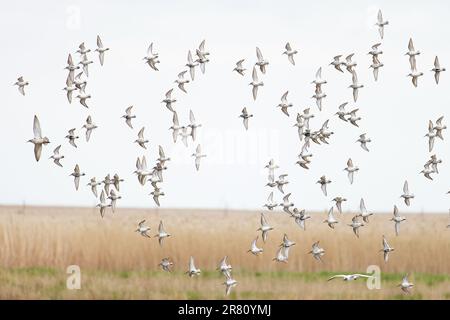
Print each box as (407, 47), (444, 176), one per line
(97, 35), (103, 48)
(33, 115), (42, 138)
(256, 47), (263, 61)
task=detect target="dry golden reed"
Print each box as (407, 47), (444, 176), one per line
(0, 205), (449, 299)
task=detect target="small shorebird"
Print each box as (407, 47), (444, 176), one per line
(70, 164), (85, 190)
(323, 207), (338, 229)
(155, 220), (171, 246)
(335, 102), (349, 122)
(279, 234), (296, 248)
(344, 158), (359, 184)
(122, 106), (136, 129)
(265, 159), (279, 182)
(179, 126), (191, 147)
(293, 114), (305, 140)
(408, 67), (424, 88)
(276, 174), (289, 193)
(218, 256), (232, 277)
(82, 116), (98, 142)
(249, 66), (264, 100)
(328, 274), (373, 282)
(398, 274), (414, 294)
(280, 193), (294, 214)
(317, 175), (331, 196)
(96, 190), (111, 218)
(102, 174), (113, 194)
(150, 187), (165, 207)
(95, 35), (109, 66)
(426, 154), (442, 173)
(153, 162), (166, 182)
(65, 54), (80, 79)
(330, 55), (344, 73)
(73, 72), (86, 89)
(255, 47), (269, 74)
(391, 205), (406, 236)
(368, 43), (383, 57)
(158, 145), (171, 165)
(257, 213), (273, 242)
(195, 42), (210, 73)
(65, 128), (79, 148)
(186, 50), (198, 81)
(277, 91), (293, 117)
(406, 38), (420, 71)
(420, 164), (434, 180)
(358, 198), (373, 223)
(76, 83), (91, 108)
(349, 70), (363, 102)
(292, 208), (311, 230)
(135, 127), (149, 149)
(309, 241), (325, 262)
(223, 273), (237, 296)
(370, 55), (384, 81)
(175, 71), (190, 93)
(348, 109), (361, 127)
(112, 174), (124, 191)
(188, 110), (202, 141)
(239, 107), (253, 130)
(356, 134), (371, 152)
(400, 180), (414, 206)
(76, 42), (91, 56)
(143, 42), (159, 69)
(233, 59), (246, 76)
(266, 173), (278, 188)
(187, 256), (201, 277)
(195, 48), (209, 74)
(87, 177), (101, 198)
(273, 247), (289, 263)
(425, 120), (437, 152)
(433, 116), (446, 140)
(162, 89), (176, 112)
(332, 197), (347, 214)
(344, 53), (357, 73)
(147, 171), (161, 188)
(192, 144), (206, 171)
(312, 86), (326, 111)
(159, 258), (174, 272)
(107, 189), (121, 212)
(348, 215), (364, 238)
(135, 220), (151, 238)
(300, 108), (314, 128)
(380, 235), (394, 263)
(78, 54), (93, 77)
(312, 67), (327, 88)
(248, 236), (264, 255)
(63, 74), (77, 103)
(376, 9), (389, 39)
(28, 115), (50, 161)
(49, 145), (64, 167)
(169, 111), (182, 143)
(263, 192), (278, 210)
(14, 76), (29, 95)
(431, 56), (445, 84)
(283, 42), (298, 65)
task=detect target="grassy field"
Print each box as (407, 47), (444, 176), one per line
(0, 205), (449, 299)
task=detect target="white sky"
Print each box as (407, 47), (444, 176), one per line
(1, 0), (450, 213)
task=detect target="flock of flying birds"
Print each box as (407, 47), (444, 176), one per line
(18, 9), (449, 296)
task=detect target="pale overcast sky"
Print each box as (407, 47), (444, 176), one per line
(1, 1), (450, 213)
